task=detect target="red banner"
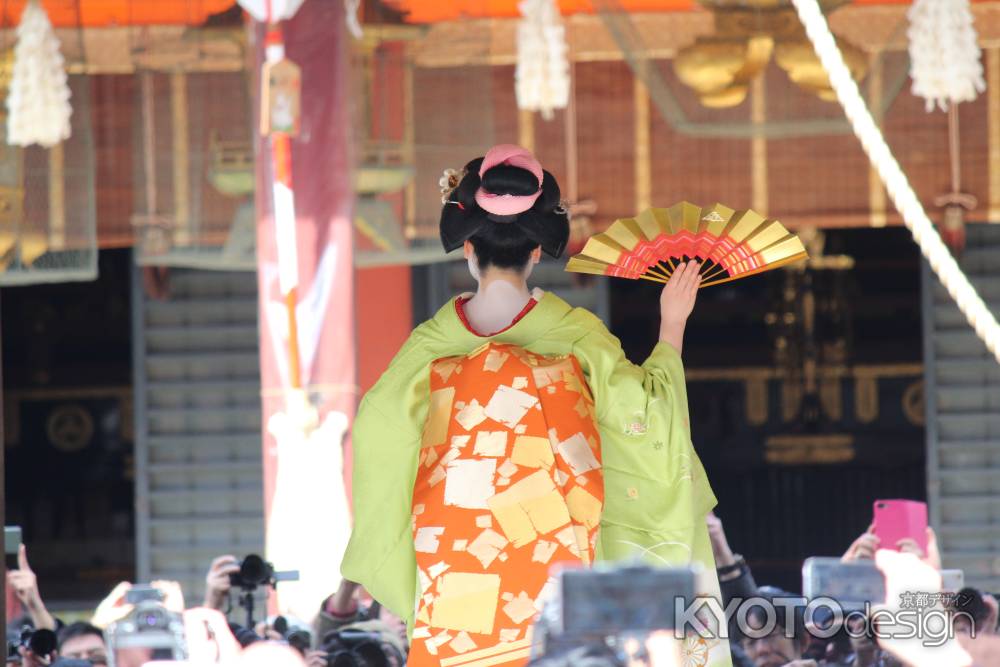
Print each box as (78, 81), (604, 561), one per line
(253, 0), (356, 621)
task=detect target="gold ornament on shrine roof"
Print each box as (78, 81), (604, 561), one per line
(673, 0), (867, 107)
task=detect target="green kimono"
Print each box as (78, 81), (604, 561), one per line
(342, 291), (731, 666)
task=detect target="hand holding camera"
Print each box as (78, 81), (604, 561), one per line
(204, 555), (241, 610)
(104, 586), (187, 667)
(222, 554), (298, 629)
(11, 627), (57, 667)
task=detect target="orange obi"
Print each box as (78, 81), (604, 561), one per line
(408, 342), (605, 667)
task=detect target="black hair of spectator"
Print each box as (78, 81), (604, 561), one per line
(57, 622), (104, 649)
(746, 587), (808, 643)
(227, 623), (262, 648)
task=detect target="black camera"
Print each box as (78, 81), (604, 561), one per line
(271, 616), (312, 655)
(229, 554), (275, 590)
(105, 586), (187, 667)
(18, 627), (57, 659)
(226, 555), (299, 629)
(229, 554), (299, 591)
(319, 628), (404, 667)
(529, 565), (697, 666)
(225, 617), (311, 655)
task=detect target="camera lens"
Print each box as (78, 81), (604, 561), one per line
(28, 629), (58, 656)
(141, 610), (163, 628)
(240, 554), (271, 586)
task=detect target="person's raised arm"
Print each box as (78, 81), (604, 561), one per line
(659, 261), (701, 355)
(325, 579), (360, 617)
(7, 545), (56, 630)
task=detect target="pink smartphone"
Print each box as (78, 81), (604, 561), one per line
(872, 499), (928, 553)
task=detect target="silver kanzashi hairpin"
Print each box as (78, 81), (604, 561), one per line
(439, 167), (466, 204)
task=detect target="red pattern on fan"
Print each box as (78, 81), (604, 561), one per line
(564, 202), (808, 286)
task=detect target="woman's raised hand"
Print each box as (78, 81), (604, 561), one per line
(659, 261), (701, 353)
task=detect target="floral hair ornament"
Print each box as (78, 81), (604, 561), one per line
(439, 167), (466, 205)
(474, 144), (543, 216)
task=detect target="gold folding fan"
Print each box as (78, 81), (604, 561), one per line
(565, 202), (808, 286)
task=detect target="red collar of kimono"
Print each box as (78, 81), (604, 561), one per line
(454, 296), (538, 337)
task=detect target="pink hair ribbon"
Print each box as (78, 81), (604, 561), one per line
(474, 144), (543, 216)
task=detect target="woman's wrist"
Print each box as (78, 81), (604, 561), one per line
(324, 596), (359, 618)
(714, 546), (738, 568)
(29, 604), (57, 631)
(659, 321), (685, 354)
(203, 591), (226, 610)
(325, 580), (361, 617)
(716, 554), (746, 582)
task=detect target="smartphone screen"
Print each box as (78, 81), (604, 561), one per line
(803, 557), (886, 610)
(560, 565), (695, 633)
(4, 526), (21, 571)
(941, 570), (965, 593)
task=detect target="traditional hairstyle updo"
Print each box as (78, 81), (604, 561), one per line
(439, 150), (570, 271)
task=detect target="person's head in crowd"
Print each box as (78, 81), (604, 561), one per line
(439, 144), (569, 283)
(951, 587), (1000, 636)
(57, 623), (107, 666)
(740, 587), (808, 667)
(112, 647), (154, 667)
(317, 621), (405, 667)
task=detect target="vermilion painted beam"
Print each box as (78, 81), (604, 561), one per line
(386, 0), (985, 23)
(0, 0), (236, 27)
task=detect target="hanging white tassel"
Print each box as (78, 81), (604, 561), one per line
(344, 0), (363, 39)
(236, 0), (307, 22)
(907, 0), (985, 112)
(515, 0), (569, 120)
(6, 0), (72, 148)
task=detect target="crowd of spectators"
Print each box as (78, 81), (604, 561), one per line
(5, 514), (999, 667)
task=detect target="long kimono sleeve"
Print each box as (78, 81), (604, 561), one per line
(568, 315), (717, 564)
(340, 333), (432, 627)
(571, 317), (731, 666)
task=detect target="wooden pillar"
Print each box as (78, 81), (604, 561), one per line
(48, 144), (65, 250)
(751, 75), (768, 215)
(988, 48), (1000, 223)
(518, 109), (535, 153)
(403, 47), (417, 239)
(564, 59), (579, 205)
(254, 1), (357, 618)
(868, 52), (887, 227)
(634, 78), (651, 212)
(171, 72), (191, 246)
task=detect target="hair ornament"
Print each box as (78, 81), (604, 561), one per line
(439, 167), (466, 205)
(554, 199), (570, 215)
(474, 144), (544, 216)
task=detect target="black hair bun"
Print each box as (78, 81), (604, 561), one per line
(439, 156), (569, 259)
(534, 170), (562, 215)
(481, 165), (541, 197)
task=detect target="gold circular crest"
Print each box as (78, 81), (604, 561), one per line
(902, 380), (925, 427)
(46, 404), (95, 452)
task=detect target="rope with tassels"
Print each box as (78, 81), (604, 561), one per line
(789, 0), (1000, 365)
